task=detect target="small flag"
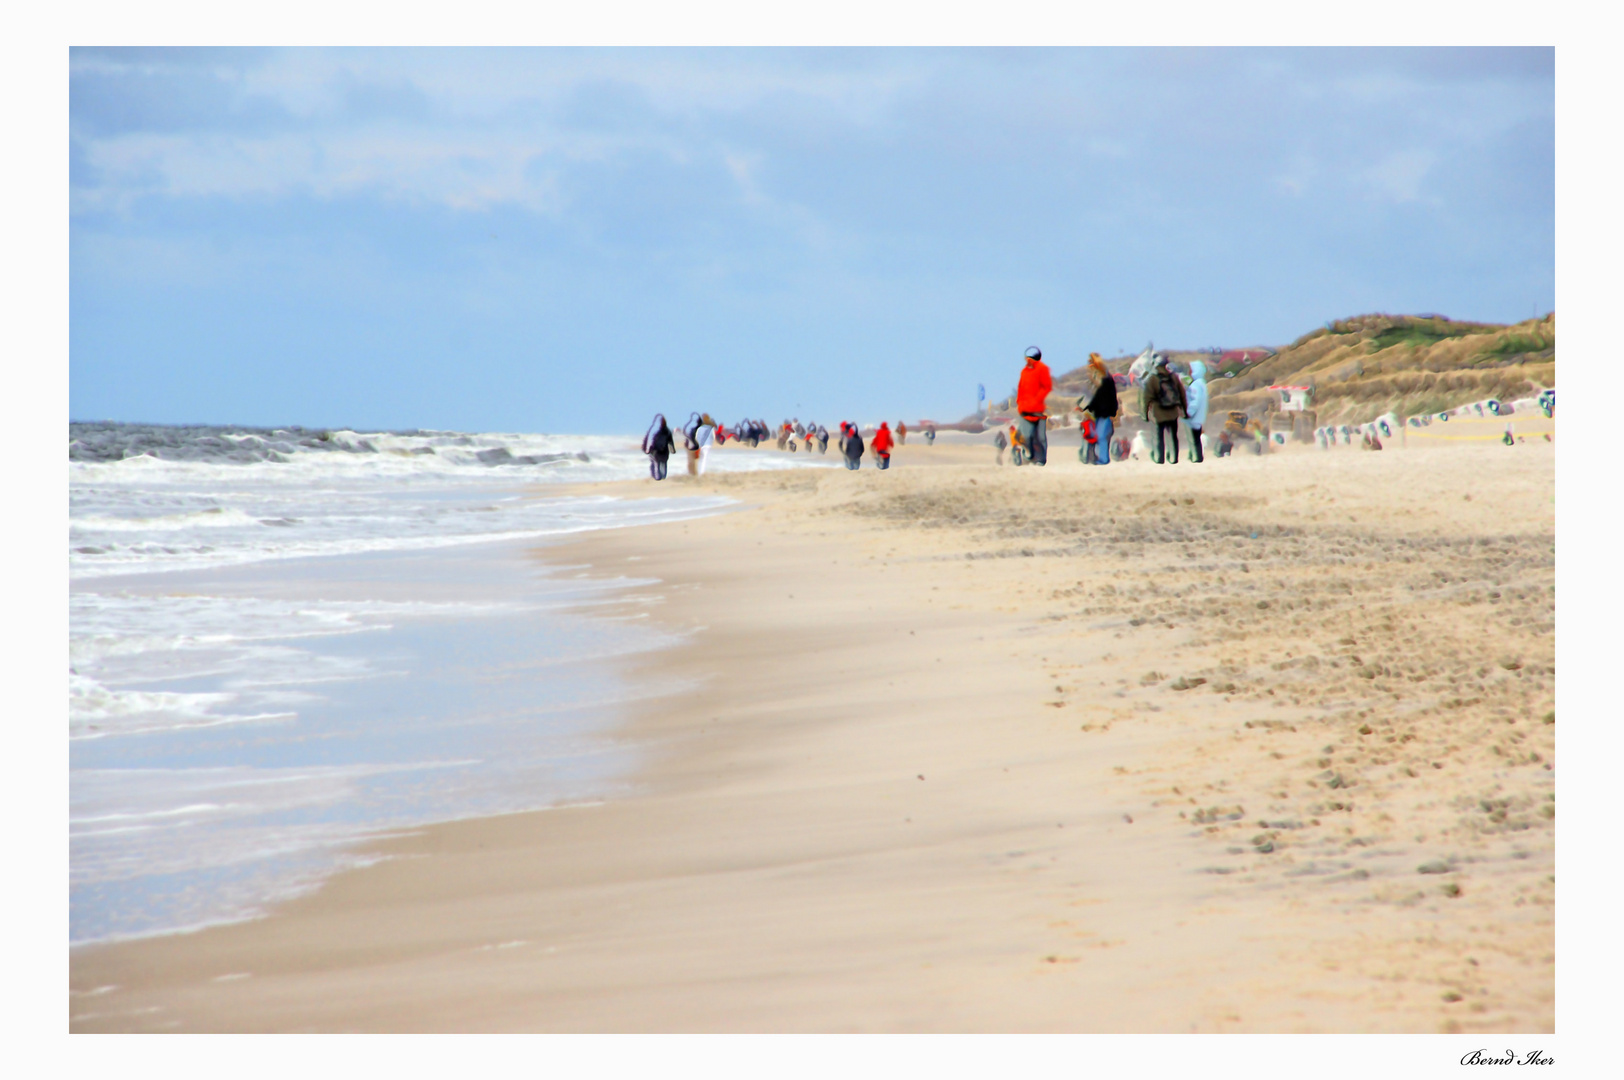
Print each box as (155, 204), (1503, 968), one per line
(977, 383), (986, 403)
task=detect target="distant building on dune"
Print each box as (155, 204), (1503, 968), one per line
(1268, 385), (1314, 412)
(1220, 348), (1273, 365)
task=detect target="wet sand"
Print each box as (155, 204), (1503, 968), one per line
(69, 435), (1556, 1032)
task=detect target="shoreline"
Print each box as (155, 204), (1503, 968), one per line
(69, 439), (1555, 1032)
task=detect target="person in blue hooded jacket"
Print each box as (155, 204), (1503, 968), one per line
(1183, 359), (1210, 463)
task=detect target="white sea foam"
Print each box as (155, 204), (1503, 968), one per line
(70, 424), (825, 580)
(68, 425), (813, 943)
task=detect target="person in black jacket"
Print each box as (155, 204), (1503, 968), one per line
(839, 422), (864, 470)
(642, 414), (675, 480)
(1079, 353), (1120, 465)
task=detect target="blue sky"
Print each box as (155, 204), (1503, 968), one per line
(69, 46), (1554, 433)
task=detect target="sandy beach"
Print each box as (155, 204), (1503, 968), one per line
(69, 434), (1555, 1033)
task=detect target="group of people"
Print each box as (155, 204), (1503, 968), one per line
(1000, 346), (1210, 467)
(643, 344), (1225, 482)
(1137, 354), (1210, 464)
(642, 413), (936, 480)
(837, 420), (896, 470)
(641, 412), (721, 479)
(774, 420), (830, 453)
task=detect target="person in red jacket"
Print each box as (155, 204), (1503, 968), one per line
(871, 421), (895, 470)
(1016, 345), (1053, 466)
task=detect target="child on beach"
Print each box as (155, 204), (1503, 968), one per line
(1009, 424), (1027, 466)
(1078, 411), (1098, 464)
(994, 428), (1008, 465)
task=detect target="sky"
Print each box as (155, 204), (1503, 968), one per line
(68, 46), (1555, 433)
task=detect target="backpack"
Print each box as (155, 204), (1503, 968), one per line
(1154, 371), (1182, 411)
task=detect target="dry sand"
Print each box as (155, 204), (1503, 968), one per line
(69, 435), (1556, 1033)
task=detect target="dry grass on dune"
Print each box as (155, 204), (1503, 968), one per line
(1203, 314), (1555, 426)
(1038, 313), (1556, 429)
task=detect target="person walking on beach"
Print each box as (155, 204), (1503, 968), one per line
(925, 424), (936, 446)
(695, 413), (716, 475)
(683, 412), (704, 475)
(897, 421), (908, 445)
(1140, 355), (1188, 464)
(1016, 346), (1053, 466)
(840, 422), (864, 470)
(1079, 353), (1119, 465)
(872, 421), (895, 470)
(1183, 361), (1209, 463)
(994, 426), (1008, 465)
(642, 413), (675, 480)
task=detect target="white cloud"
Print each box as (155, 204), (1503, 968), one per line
(78, 129), (644, 214)
(1272, 153), (1317, 198)
(71, 49), (940, 215)
(1362, 149), (1437, 203)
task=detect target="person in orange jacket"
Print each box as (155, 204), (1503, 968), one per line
(1016, 346), (1053, 466)
(871, 421), (895, 470)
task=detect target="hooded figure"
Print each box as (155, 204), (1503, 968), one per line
(839, 422), (864, 470)
(683, 412), (704, 475)
(872, 421), (894, 469)
(1185, 361), (1210, 429)
(695, 413), (716, 474)
(1183, 360), (1209, 463)
(642, 414), (675, 481)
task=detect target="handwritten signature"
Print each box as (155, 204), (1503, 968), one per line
(1460, 1049), (1554, 1066)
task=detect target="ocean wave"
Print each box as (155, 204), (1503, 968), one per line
(68, 672), (296, 740)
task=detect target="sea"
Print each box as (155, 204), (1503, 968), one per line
(68, 423), (823, 945)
